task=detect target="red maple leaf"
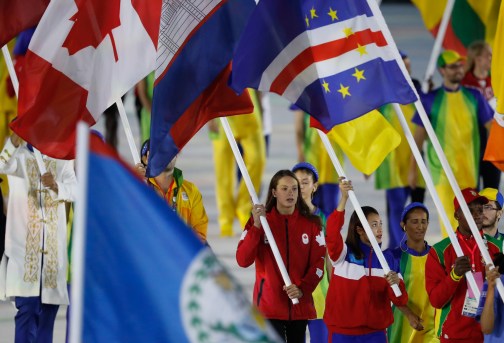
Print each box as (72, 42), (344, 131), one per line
(62, 0), (121, 61)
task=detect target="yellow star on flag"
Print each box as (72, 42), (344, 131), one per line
(343, 27), (353, 38)
(352, 68), (366, 82)
(337, 84), (351, 98)
(328, 7), (338, 21)
(310, 7), (318, 19)
(356, 44), (368, 56)
(305, 15), (309, 27)
(322, 79), (330, 93)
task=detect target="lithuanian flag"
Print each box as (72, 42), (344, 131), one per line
(412, 0), (501, 55)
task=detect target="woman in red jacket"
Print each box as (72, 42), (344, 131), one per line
(324, 179), (408, 343)
(236, 170), (326, 343)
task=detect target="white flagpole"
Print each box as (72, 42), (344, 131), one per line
(391, 103), (481, 299)
(1, 45), (47, 174)
(367, 0), (504, 301)
(116, 99), (140, 165)
(69, 122), (90, 343)
(316, 130), (402, 297)
(220, 116), (299, 304)
(421, 0), (455, 93)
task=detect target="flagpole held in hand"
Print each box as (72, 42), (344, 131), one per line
(2, 45), (47, 175)
(391, 103), (481, 299)
(220, 116), (299, 305)
(317, 130), (402, 297)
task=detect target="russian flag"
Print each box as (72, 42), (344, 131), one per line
(72, 132), (281, 342)
(146, 0), (256, 177)
(230, 0), (418, 131)
(0, 0), (49, 47)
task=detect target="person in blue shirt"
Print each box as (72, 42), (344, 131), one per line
(478, 252), (504, 342)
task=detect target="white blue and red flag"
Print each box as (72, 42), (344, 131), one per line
(75, 134), (281, 342)
(230, 0), (417, 130)
(147, 0), (255, 177)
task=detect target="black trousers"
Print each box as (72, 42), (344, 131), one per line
(269, 319), (308, 343)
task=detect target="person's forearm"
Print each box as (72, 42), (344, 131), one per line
(481, 287), (496, 334)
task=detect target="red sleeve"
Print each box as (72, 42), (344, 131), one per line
(299, 223), (327, 295)
(388, 279), (408, 307)
(425, 248), (460, 308)
(326, 210), (345, 262)
(236, 217), (263, 268)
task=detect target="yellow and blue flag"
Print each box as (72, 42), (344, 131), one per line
(230, 0), (417, 130)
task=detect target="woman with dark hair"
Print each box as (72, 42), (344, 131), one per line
(388, 203), (436, 342)
(324, 178), (408, 343)
(236, 170), (326, 343)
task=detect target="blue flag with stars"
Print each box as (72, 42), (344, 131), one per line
(230, 0), (417, 130)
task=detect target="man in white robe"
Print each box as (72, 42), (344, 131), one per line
(0, 133), (76, 343)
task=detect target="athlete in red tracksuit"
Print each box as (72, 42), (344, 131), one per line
(236, 170), (326, 343)
(324, 179), (408, 343)
(425, 188), (502, 343)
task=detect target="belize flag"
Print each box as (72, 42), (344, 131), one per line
(230, 0), (418, 131)
(75, 134), (280, 342)
(147, 0), (255, 177)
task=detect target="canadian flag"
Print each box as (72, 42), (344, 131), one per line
(11, 0), (161, 159)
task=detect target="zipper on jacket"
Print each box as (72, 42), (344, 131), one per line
(285, 218), (291, 320)
(368, 248), (373, 277)
(257, 278), (265, 306)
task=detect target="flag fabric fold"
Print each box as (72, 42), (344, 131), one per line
(310, 110), (401, 175)
(10, 0), (162, 159)
(0, 0), (49, 47)
(412, 0), (501, 55)
(147, 0), (256, 177)
(230, 0), (417, 131)
(79, 135), (281, 342)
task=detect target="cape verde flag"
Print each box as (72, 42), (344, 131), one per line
(76, 135), (281, 342)
(147, 0), (255, 177)
(230, 0), (417, 130)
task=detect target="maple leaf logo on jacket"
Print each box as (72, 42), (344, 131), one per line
(63, 0), (121, 61)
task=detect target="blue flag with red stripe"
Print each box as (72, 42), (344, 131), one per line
(230, 0), (417, 130)
(147, 0), (255, 177)
(80, 136), (280, 342)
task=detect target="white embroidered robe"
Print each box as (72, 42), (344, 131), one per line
(0, 139), (76, 305)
